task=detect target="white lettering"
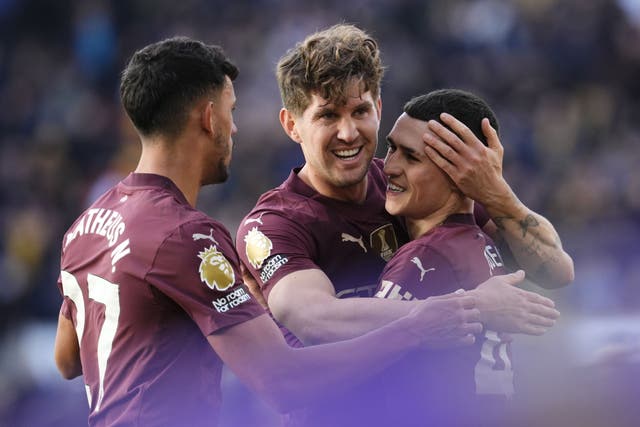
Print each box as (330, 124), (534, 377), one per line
(65, 209), (131, 268)
(212, 288), (252, 313)
(108, 220), (125, 247)
(84, 209), (100, 234)
(373, 280), (413, 301)
(484, 245), (504, 274)
(98, 210), (119, 237)
(110, 238), (131, 268)
(259, 255), (289, 283)
(90, 209), (109, 234)
(65, 216), (86, 247)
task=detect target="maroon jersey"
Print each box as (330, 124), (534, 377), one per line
(57, 173), (263, 427)
(374, 213), (512, 425)
(236, 158), (409, 345)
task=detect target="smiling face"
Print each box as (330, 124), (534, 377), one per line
(283, 79), (381, 201)
(383, 113), (457, 220)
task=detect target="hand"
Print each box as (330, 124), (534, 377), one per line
(407, 292), (483, 349)
(470, 270), (560, 335)
(422, 113), (513, 207)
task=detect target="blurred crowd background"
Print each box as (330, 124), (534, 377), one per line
(1, 0), (639, 426)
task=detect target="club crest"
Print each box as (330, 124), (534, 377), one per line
(198, 245), (235, 291)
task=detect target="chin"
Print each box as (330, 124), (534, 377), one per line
(385, 203), (400, 216)
(336, 168), (369, 187)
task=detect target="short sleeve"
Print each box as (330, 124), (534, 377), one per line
(236, 211), (318, 298)
(148, 220), (264, 337)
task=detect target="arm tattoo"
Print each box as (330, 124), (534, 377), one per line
(518, 214), (539, 238)
(493, 216), (511, 231)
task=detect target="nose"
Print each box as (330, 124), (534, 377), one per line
(231, 121), (238, 135)
(383, 149), (399, 176)
(336, 117), (358, 143)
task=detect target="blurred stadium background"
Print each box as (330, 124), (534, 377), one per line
(1, 0), (639, 426)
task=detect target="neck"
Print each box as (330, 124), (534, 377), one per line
(406, 196), (473, 240)
(135, 135), (201, 207)
(298, 165), (368, 203)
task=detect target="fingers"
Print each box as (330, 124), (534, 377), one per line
(481, 118), (502, 152)
(504, 269), (526, 285)
(524, 289), (556, 308)
(437, 113), (485, 151)
(465, 320), (483, 336)
(457, 294), (477, 310)
(426, 118), (466, 155)
(520, 325), (549, 336)
(529, 303), (561, 320)
(529, 313), (556, 328)
(498, 332), (514, 343)
(418, 297), (485, 348)
(454, 334), (477, 347)
(423, 132), (460, 174)
(450, 317), (483, 347)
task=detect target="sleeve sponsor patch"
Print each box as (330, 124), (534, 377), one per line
(197, 245), (235, 291)
(212, 287), (252, 313)
(244, 227), (273, 269)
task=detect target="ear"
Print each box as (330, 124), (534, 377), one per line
(279, 108), (302, 144)
(201, 101), (215, 135)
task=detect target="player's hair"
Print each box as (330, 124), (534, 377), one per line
(276, 24), (384, 116)
(404, 89), (499, 146)
(120, 36), (238, 137)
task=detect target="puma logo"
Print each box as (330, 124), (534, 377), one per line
(192, 228), (220, 246)
(341, 233), (367, 253)
(411, 257), (435, 281)
(244, 212), (266, 226)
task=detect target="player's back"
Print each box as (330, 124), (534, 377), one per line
(59, 174), (229, 426)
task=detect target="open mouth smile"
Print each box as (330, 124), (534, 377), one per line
(333, 147), (362, 160)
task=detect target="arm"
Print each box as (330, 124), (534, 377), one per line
(268, 268), (424, 345)
(468, 270), (560, 335)
(54, 312), (82, 379)
(269, 268), (559, 345)
(209, 298), (481, 413)
(422, 113), (574, 288)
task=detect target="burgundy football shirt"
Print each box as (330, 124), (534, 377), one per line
(374, 213), (513, 424)
(236, 158), (409, 345)
(58, 173), (263, 427)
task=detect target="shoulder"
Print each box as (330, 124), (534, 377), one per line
(240, 175), (329, 230)
(385, 228), (465, 272)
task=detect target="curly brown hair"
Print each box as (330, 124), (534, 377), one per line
(276, 24), (384, 116)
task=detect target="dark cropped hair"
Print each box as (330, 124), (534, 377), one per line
(277, 24), (384, 116)
(120, 36), (238, 137)
(403, 89), (498, 145)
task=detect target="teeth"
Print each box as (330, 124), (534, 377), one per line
(387, 182), (404, 192)
(334, 148), (360, 158)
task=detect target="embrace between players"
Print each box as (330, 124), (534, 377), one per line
(54, 24), (573, 427)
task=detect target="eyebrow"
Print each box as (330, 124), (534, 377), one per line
(312, 107), (334, 121)
(386, 135), (422, 157)
(312, 100), (373, 120)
